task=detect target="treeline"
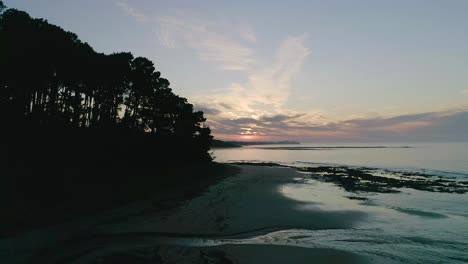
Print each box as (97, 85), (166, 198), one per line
(0, 2), (212, 163)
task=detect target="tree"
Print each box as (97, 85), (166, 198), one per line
(0, 4), (214, 162)
(0, 1), (5, 13)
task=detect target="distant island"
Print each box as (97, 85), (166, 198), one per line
(212, 140), (300, 148)
(231, 140), (300, 146)
(211, 139), (242, 148)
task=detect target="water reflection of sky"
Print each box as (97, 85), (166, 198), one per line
(214, 142), (468, 174)
(276, 172), (468, 262)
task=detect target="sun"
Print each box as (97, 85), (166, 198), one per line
(240, 135), (255, 140)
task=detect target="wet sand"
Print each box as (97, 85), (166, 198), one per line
(9, 164), (468, 263)
(1, 165), (373, 263)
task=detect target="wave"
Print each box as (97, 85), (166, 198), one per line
(30, 228), (468, 263)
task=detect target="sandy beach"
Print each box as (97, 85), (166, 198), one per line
(2, 164), (467, 263)
(1, 165), (373, 263)
(3, 2), (468, 263)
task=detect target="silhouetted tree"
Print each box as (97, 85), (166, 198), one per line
(0, 3), (213, 162)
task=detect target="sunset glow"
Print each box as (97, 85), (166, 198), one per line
(9, 0), (468, 142)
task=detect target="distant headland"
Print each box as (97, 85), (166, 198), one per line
(212, 139), (300, 148)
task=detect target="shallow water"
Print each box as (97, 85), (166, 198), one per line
(214, 142), (468, 176)
(2, 144), (467, 263)
(140, 174), (467, 263)
(212, 143), (468, 263)
(55, 174), (466, 263)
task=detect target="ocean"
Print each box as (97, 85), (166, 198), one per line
(2, 143), (466, 263)
(214, 142), (468, 176)
(213, 142), (468, 263)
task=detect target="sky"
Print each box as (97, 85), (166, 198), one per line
(6, 0), (468, 142)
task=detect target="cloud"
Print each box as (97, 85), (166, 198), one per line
(117, 5), (257, 70)
(194, 105), (221, 115)
(336, 110), (468, 142)
(117, 7), (313, 139)
(191, 27), (467, 142)
(157, 12), (256, 71)
(196, 34), (310, 115)
(206, 104), (468, 142)
(203, 83), (468, 142)
(340, 112), (438, 129)
(220, 114), (304, 127)
(261, 114), (305, 122)
(187, 33), (311, 140)
(238, 23), (257, 43)
(113, 4), (466, 142)
(116, 1), (149, 22)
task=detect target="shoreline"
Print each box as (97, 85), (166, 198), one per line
(1, 165), (372, 263)
(231, 161), (468, 194)
(2, 164), (467, 263)
(1, 162), (238, 238)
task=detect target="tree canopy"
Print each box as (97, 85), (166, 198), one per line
(0, 4), (213, 162)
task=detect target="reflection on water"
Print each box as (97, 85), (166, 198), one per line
(173, 177), (468, 263)
(2, 144), (467, 263)
(211, 143), (468, 262)
(214, 142), (468, 174)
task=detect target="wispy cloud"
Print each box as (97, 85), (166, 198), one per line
(238, 22), (257, 43)
(189, 26), (468, 142)
(189, 33), (312, 140)
(208, 108), (468, 142)
(157, 12), (256, 71)
(195, 34), (310, 118)
(115, 3), (466, 142)
(335, 110), (468, 142)
(193, 105), (221, 116)
(116, 1), (149, 22)
(117, 5), (256, 70)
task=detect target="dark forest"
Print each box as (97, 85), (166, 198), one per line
(0, 1), (225, 235)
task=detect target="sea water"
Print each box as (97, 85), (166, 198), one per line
(2, 143), (467, 263)
(214, 142), (468, 176)
(213, 142), (468, 263)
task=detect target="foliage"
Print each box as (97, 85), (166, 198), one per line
(0, 4), (213, 162)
